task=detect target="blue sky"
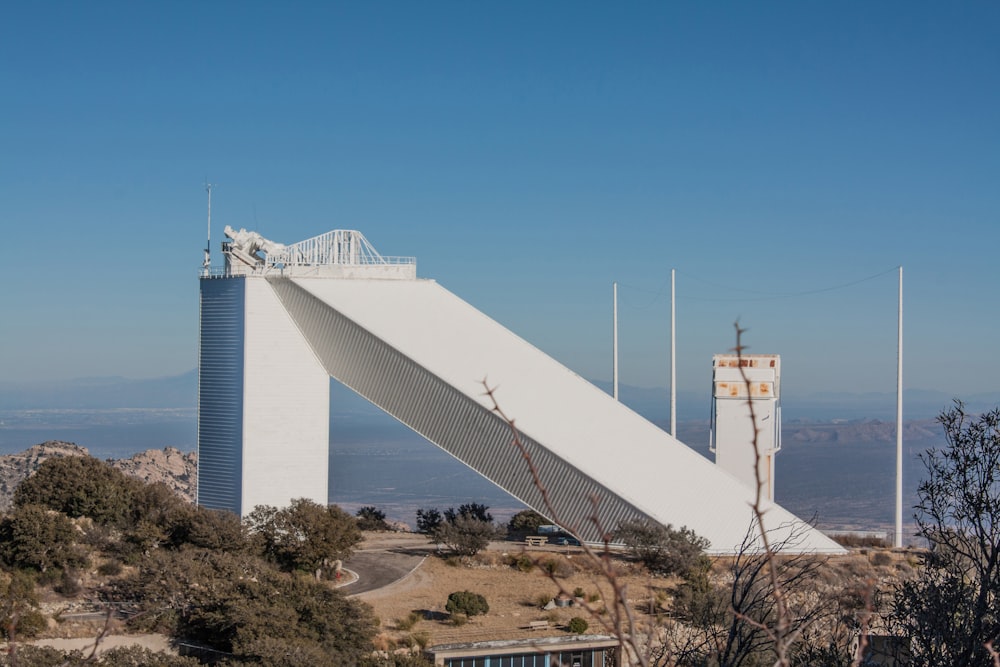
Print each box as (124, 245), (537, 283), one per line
(2, 2), (997, 400)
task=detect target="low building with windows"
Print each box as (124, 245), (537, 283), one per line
(424, 635), (619, 667)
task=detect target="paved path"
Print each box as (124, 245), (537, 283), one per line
(342, 548), (427, 595)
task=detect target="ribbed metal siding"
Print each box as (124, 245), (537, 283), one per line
(268, 277), (648, 542)
(197, 277), (245, 514)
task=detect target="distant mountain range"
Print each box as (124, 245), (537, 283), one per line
(2, 370), (997, 423)
(0, 371), (199, 410)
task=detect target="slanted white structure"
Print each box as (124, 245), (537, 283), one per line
(198, 229), (843, 554)
(711, 354), (782, 502)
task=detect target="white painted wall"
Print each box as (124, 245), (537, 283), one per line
(290, 278), (840, 553)
(241, 277), (329, 513)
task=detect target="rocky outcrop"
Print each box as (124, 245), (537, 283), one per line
(0, 441), (197, 511)
(111, 447), (197, 503)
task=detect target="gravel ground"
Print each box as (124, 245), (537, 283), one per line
(352, 533), (667, 646)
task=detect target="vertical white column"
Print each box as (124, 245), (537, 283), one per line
(242, 278), (330, 513)
(670, 268), (677, 437)
(613, 281), (619, 401)
(895, 266), (904, 548)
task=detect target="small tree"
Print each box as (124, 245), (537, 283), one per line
(890, 402), (1000, 667)
(446, 591), (489, 617)
(444, 503), (493, 524)
(663, 521), (832, 666)
(507, 509), (548, 537)
(0, 570), (42, 641)
(0, 504), (84, 573)
(415, 508), (442, 534)
(356, 506), (390, 532)
(613, 518), (709, 578)
(246, 499), (361, 576)
(433, 514), (501, 556)
(421, 505), (500, 556)
(567, 617), (589, 634)
(14, 455), (140, 527)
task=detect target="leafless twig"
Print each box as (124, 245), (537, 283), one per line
(483, 380), (653, 667)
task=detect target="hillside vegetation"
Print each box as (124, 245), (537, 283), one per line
(0, 452), (390, 666)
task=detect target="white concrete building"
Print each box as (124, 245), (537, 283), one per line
(711, 354), (781, 502)
(197, 229), (843, 554)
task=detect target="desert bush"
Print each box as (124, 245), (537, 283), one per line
(510, 554), (534, 572)
(870, 550), (893, 566)
(54, 567), (81, 597)
(101, 547), (378, 663)
(98, 559), (123, 577)
(507, 509), (548, 536)
(0, 504), (85, 573)
(13, 456), (142, 527)
(890, 402), (1000, 667)
(356, 506), (391, 532)
(567, 616), (589, 634)
(245, 499), (361, 575)
(444, 503), (493, 523)
(831, 533), (891, 548)
(396, 611), (421, 631)
(614, 518), (709, 578)
(433, 513), (501, 557)
(538, 557), (574, 578)
(415, 508), (442, 534)
(445, 590), (489, 617)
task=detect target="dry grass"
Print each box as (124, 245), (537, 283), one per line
(353, 533), (914, 654)
(354, 535), (671, 647)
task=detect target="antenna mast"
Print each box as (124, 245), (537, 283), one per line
(203, 182), (214, 276)
(613, 282), (619, 401)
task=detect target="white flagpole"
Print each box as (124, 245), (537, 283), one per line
(613, 282), (619, 401)
(895, 266), (904, 548)
(671, 269), (677, 437)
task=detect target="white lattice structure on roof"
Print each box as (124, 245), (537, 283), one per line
(267, 229), (416, 268)
(220, 227), (415, 278)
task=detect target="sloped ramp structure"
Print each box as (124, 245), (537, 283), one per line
(198, 229), (844, 554)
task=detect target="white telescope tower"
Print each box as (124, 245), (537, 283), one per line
(710, 354), (782, 501)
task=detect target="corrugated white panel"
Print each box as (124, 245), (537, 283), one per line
(271, 276), (844, 554)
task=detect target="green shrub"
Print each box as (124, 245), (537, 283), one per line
(18, 610), (47, 639)
(507, 510), (548, 536)
(567, 617), (588, 634)
(613, 519), (709, 578)
(356, 506), (391, 532)
(513, 554), (535, 572)
(446, 590), (489, 617)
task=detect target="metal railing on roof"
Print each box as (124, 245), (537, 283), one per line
(265, 229), (415, 268)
